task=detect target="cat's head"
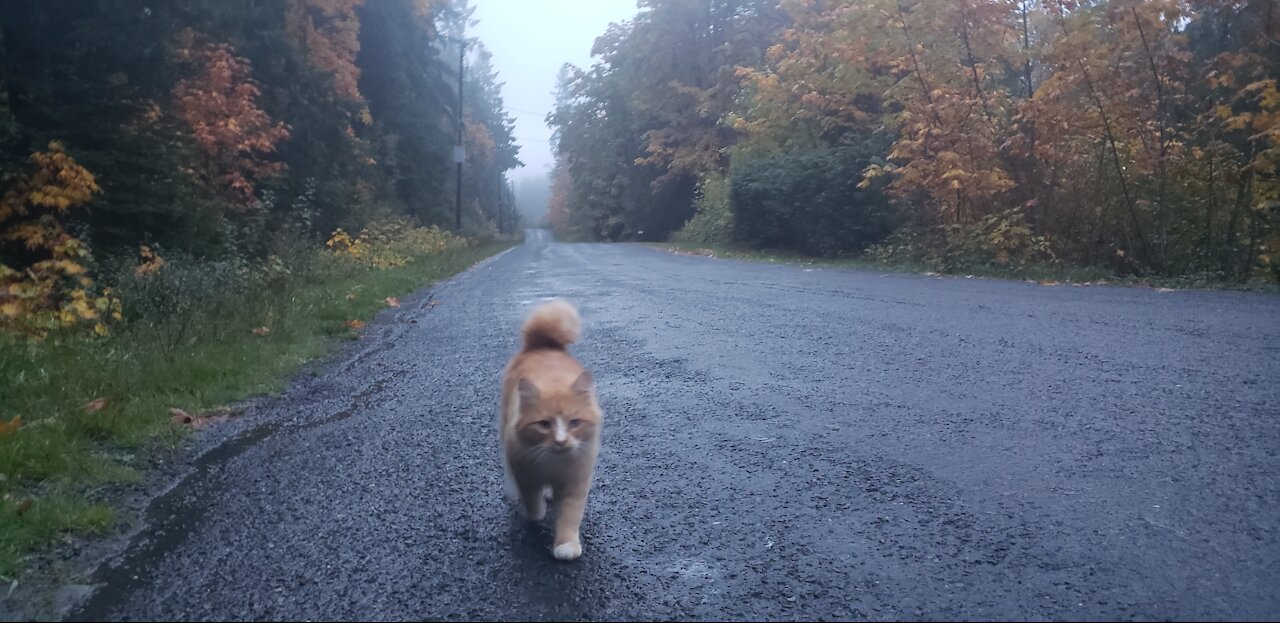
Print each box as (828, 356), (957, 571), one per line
(514, 372), (599, 455)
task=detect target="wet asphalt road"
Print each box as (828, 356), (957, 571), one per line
(74, 229), (1280, 621)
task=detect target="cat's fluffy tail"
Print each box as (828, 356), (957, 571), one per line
(521, 299), (581, 351)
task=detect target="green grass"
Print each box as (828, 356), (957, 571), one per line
(644, 241), (950, 277)
(0, 490), (115, 578)
(644, 241), (1279, 292)
(0, 241), (511, 578)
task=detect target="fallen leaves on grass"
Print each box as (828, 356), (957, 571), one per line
(169, 407), (230, 430)
(0, 416), (22, 438)
(15, 499), (33, 516)
(251, 326), (271, 336)
(345, 319), (365, 330)
(84, 398), (109, 413)
(384, 297), (400, 308)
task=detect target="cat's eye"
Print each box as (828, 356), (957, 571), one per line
(535, 420), (552, 430)
(568, 418), (582, 428)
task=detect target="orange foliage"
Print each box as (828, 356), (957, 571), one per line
(744, 0), (1020, 224)
(739, 0), (1277, 275)
(285, 0), (365, 101)
(547, 162), (572, 233)
(170, 29), (290, 211)
(465, 121), (496, 165)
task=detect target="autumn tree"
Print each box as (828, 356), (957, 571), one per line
(458, 43), (522, 233)
(286, 0), (366, 102)
(632, 0), (787, 186)
(728, 0), (1276, 277)
(170, 28), (290, 211)
(0, 0), (523, 341)
(549, 0), (786, 241)
(0, 142), (118, 337)
(547, 160), (573, 235)
(1184, 0), (1279, 279)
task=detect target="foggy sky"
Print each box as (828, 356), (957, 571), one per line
(469, 0), (638, 186)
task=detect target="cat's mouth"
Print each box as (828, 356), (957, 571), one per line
(549, 444), (574, 454)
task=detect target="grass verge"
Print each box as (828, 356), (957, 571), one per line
(645, 241), (1279, 292)
(0, 241), (512, 578)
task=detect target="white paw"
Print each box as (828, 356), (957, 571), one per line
(552, 541), (583, 561)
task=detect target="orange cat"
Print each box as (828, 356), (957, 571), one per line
(499, 299), (602, 560)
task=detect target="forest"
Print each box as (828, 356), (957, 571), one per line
(548, 0), (1278, 282)
(0, 0), (522, 578)
(0, 0), (521, 339)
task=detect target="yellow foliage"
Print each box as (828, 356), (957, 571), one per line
(0, 142), (120, 339)
(326, 228), (365, 256)
(326, 219), (469, 270)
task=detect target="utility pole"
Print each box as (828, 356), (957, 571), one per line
(454, 39), (466, 232)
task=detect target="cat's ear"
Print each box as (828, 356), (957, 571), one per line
(518, 377), (539, 402)
(571, 370), (594, 394)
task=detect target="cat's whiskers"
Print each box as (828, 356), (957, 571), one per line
(524, 444), (549, 460)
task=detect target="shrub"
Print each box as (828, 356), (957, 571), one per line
(730, 147), (895, 256)
(111, 246), (252, 358)
(326, 216), (469, 269)
(673, 173), (733, 245)
(867, 209), (1056, 273)
(942, 208), (1055, 271)
(0, 142), (119, 339)
(865, 225), (946, 269)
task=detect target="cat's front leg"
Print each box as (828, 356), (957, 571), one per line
(517, 479), (547, 521)
(503, 459), (519, 504)
(551, 487), (589, 560)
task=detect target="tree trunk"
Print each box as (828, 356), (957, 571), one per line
(1222, 165), (1253, 279)
(1132, 6), (1170, 270)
